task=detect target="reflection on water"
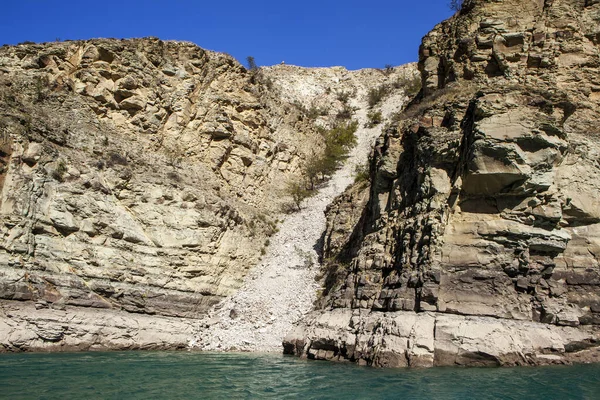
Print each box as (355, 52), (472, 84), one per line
(0, 351), (599, 399)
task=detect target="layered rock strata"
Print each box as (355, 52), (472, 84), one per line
(0, 299), (194, 351)
(285, 0), (600, 367)
(0, 38), (322, 350)
(0, 37), (416, 351)
(194, 64), (416, 352)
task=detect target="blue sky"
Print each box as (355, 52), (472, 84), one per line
(2, 1), (455, 70)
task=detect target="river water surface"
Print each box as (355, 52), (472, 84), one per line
(1, 352), (598, 399)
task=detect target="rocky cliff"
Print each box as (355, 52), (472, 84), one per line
(0, 38), (317, 350)
(193, 64), (415, 352)
(0, 37), (415, 351)
(285, 0), (600, 367)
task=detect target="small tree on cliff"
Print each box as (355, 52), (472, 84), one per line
(246, 56), (258, 71)
(287, 181), (311, 211)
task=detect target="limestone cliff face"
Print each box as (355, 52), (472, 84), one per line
(0, 38), (324, 350)
(285, 0), (600, 367)
(0, 37), (415, 351)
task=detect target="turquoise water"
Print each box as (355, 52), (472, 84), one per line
(0, 352), (599, 399)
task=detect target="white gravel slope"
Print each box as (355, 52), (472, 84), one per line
(190, 64), (415, 352)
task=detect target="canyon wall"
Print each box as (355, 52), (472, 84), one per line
(285, 0), (600, 367)
(0, 37), (414, 351)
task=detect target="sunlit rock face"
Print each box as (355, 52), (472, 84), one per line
(0, 36), (418, 351)
(0, 37), (325, 349)
(0, 38), (310, 319)
(286, 0), (600, 367)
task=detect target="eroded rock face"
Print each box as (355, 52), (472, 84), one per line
(286, 0), (600, 366)
(0, 38), (327, 349)
(284, 309), (600, 367)
(0, 37), (418, 351)
(0, 300), (194, 352)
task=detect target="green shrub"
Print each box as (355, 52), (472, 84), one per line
(293, 101), (328, 120)
(336, 105), (354, 120)
(318, 120), (359, 175)
(325, 120), (358, 153)
(307, 105), (329, 119)
(354, 162), (370, 183)
(336, 91), (351, 103)
(287, 120), (359, 210)
(286, 181), (312, 211)
(368, 85), (390, 108)
(304, 154), (327, 189)
(366, 110), (383, 127)
(310, 121), (358, 171)
(395, 73), (422, 97)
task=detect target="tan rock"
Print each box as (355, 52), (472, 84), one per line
(284, 309), (600, 367)
(293, 0), (600, 367)
(0, 37), (417, 352)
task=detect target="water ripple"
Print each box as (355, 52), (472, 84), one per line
(0, 352), (599, 399)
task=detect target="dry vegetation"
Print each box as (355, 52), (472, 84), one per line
(287, 120), (359, 209)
